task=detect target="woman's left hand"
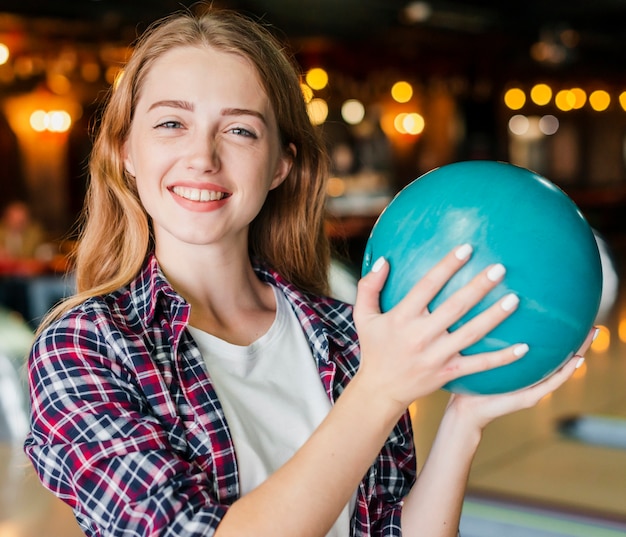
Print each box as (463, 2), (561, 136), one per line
(446, 326), (597, 430)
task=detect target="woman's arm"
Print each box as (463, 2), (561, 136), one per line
(400, 356), (581, 537)
(401, 325), (594, 537)
(217, 246), (528, 536)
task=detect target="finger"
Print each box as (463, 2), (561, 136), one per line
(439, 342), (530, 381)
(426, 261), (508, 335)
(575, 326), (599, 357)
(511, 356), (579, 407)
(395, 243), (474, 315)
(354, 256), (389, 319)
(442, 291), (520, 354)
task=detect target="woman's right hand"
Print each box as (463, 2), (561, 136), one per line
(352, 244), (529, 413)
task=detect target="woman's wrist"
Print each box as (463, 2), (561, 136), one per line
(441, 396), (485, 449)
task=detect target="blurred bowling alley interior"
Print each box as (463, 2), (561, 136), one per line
(0, 1), (625, 535)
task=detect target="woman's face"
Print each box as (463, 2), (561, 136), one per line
(123, 45), (293, 258)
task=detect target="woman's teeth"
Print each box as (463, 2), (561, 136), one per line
(172, 186), (227, 201)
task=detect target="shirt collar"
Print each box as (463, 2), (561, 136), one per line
(128, 253), (353, 359)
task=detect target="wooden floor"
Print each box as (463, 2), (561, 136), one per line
(1, 237), (625, 536)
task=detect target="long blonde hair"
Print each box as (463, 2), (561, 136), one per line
(44, 8), (331, 327)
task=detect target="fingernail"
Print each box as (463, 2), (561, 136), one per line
(576, 357), (585, 369)
(455, 243), (473, 261)
(371, 256), (386, 273)
(592, 327), (600, 342)
(487, 263), (506, 282)
(501, 292), (519, 311)
(514, 343), (529, 357)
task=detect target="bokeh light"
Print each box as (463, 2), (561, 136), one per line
(307, 97), (328, 125)
(530, 83), (552, 106)
(341, 99), (365, 125)
(589, 90), (610, 111)
(305, 67), (328, 90)
(0, 43), (9, 65)
(508, 114), (529, 135)
(570, 87), (587, 109)
(29, 110), (72, 133)
(391, 81), (413, 103)
(555, 90), (575, 111)
(504, 88), (526, 110)
(300, 83), (314, 104)
(539, 115), (559, 135)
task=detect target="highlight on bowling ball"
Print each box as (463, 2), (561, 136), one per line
(362, 160), (603, 395)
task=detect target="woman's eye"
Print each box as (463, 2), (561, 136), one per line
(155, 120), (182, 129)
(230, 127), (256, 138)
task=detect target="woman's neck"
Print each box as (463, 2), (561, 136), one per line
(155, 241), (277, 346)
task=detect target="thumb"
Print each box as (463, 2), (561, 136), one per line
(354, 256), (389, 320)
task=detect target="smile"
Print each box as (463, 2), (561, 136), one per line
(172, 186), (229, 202)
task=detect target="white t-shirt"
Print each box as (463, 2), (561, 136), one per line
(188, 285), (355, 536)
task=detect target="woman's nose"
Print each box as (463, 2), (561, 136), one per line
(187, 133), (220, 172)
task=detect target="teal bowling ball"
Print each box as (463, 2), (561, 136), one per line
(361, 160), (602, 395)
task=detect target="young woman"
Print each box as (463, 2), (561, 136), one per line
(24, 8), (594, 537)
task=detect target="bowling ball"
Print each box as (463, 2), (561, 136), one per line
(361, 161), (602, 394)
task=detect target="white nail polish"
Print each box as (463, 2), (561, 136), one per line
(576, 357), (585, 369)
(513, 343), (529, 357)
(501, 293), (519, 311)
(371, 257), (386, 273)
(487, 263), (506, 282)
(455, 244), (473, 261)
(592, 327), (600, 341)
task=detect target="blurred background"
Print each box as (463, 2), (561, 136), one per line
(0, 1), (625, 536)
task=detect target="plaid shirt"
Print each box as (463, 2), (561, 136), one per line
(24, 254), (416, 536)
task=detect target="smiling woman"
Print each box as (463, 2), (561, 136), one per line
(122, 45), (293, 264)
(22, 7), (594, 537)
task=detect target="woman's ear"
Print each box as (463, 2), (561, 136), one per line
(270, 142), (296, 190)
(123, 142), (136, 177)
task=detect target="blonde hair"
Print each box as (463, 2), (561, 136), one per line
(44, 8), (331, 327)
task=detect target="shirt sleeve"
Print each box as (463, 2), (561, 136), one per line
(23, 313), (229, 537)
(359, 411), (417, 537)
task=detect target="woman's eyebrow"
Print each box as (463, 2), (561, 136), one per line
(221, 107), (267, 124)
(148, 99), (194, 112)
(146, 101), (267, 124)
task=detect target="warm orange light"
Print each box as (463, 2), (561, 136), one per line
(327, 177), (346, 197)
(570, 88), (587, 109)
(29, 110), (72, 133)
(305, 67), (328, 90)
(619, 91), (626, 112)
(394, 113), (408, 134)
(589, 90), (610, 111)
(555, 89), (575, 111)
(81, 62), (101, 82)
(504, 88), (526, 110)
(402, 112), (425, 135)
(300, 83), (314, 104)
(0, 43), (9, 65)
(29, 110), (48, 132)
(530, 83), (552, 106)
(391, 81), (413, 103)
(47, 73), (71, 95)
(618, 317), (626, 343)
(307, 98), (328, 125)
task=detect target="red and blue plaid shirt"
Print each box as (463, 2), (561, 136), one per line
(24, 253), (416, 536)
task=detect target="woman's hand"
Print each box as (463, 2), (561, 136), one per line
(352, 244), (529, 413)
(445, 326), (597, 431)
